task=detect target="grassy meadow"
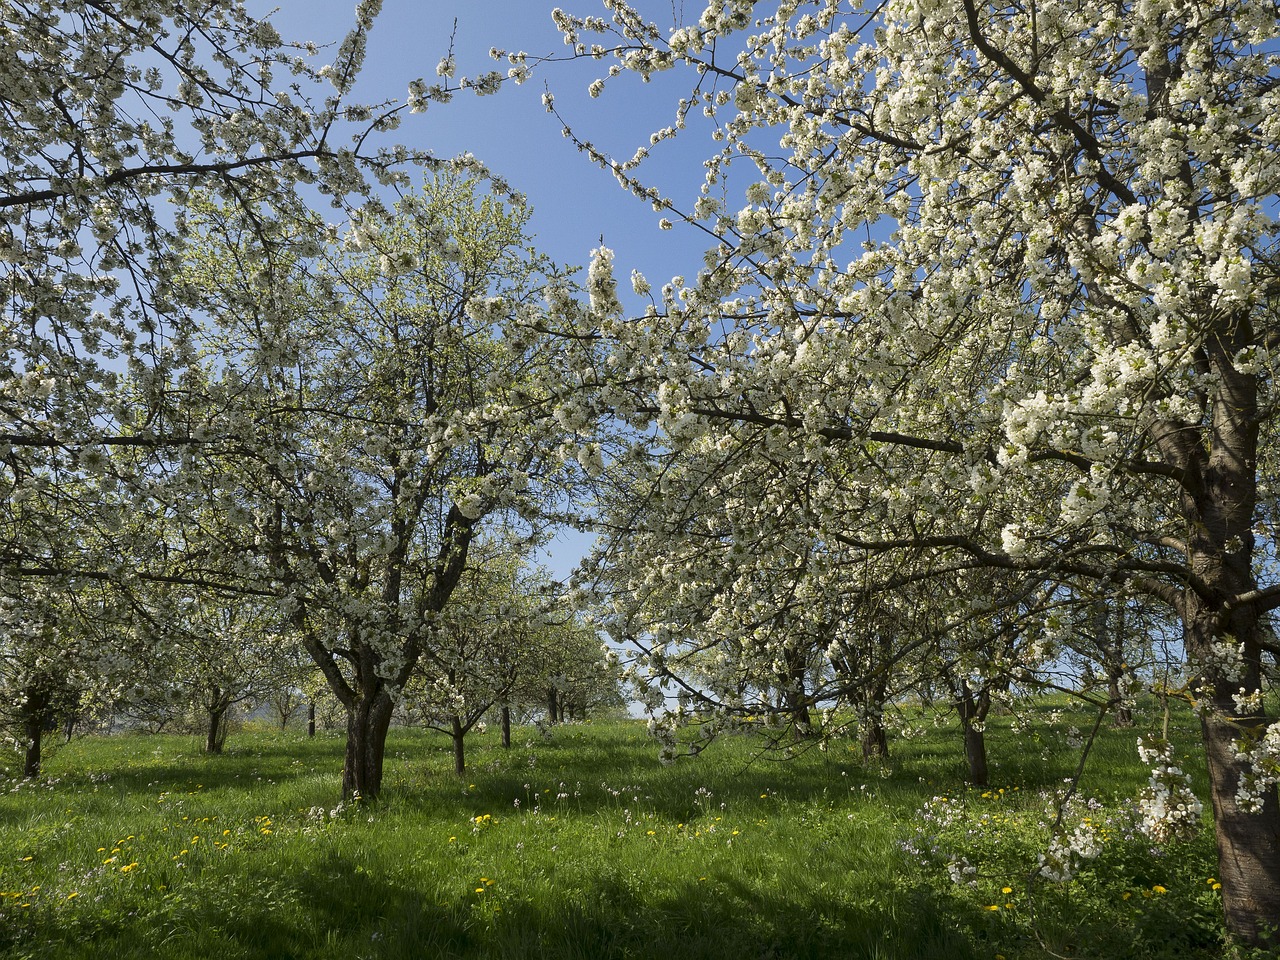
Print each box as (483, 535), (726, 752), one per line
(0, 702), (1241, 959)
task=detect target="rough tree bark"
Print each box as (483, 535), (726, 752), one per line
(781, 649), (812, 740)
(21, 686), (49, 778)
(204, 688), (230, 754)
(450, 714), (466, 776)
(341, 689), (395, 800)
(1147, 318), (1280, 943)
(957, 686), (990, 786)
(860, 677), (890, 760)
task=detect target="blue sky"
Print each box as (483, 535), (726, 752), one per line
(258, 1), (713, 292)
(251, 1), (718, 580)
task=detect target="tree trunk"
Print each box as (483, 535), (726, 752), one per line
(205, 701), (228, 754)
(501, 705), (511, 748)
(546, 687), (558, 724)
(958, 687), (990, 786)
(963, 723), (988, 786)
(308, 701), (316, 738)
(342, 691), (395, 801)
(1136, 305), (1280, 945)
(1185, 595), (1280, 944)
(21, 684), (52, 778)
(1107, 672), (1133, 728)
(451, 714), (466, 776)
(23, 711), (43, 779)
(781, 650), (812, 739)
(1201, 708), (1280, 944)
(860, 678), (889, 759)
(790, 701), (812, 740)
(861, 720), (888, 760)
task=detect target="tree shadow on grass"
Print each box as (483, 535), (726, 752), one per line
(280, 855), (982, 960)
(8, 851), (1222, 960)
(475, 874), (975, 959)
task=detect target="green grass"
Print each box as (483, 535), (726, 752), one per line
(0, 700), (1235, 959)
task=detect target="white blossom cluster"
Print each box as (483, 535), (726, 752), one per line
(1136, 737), (1203, 843)
(1037, 820), (1103, 883)
(1232, 724), (1280, 815)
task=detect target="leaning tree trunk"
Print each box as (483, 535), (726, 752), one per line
(501, 705), (511, 748)
(342, 690), (396, 801)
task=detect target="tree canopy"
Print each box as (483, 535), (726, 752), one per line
(529, 0), (1280, 942)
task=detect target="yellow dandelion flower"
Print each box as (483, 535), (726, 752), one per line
(984, 904), (1000, 911)
(1152, 885), (1167, 894)
(120, 863), (138, 873)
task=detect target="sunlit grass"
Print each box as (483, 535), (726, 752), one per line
(0, 700), (1230, 959)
